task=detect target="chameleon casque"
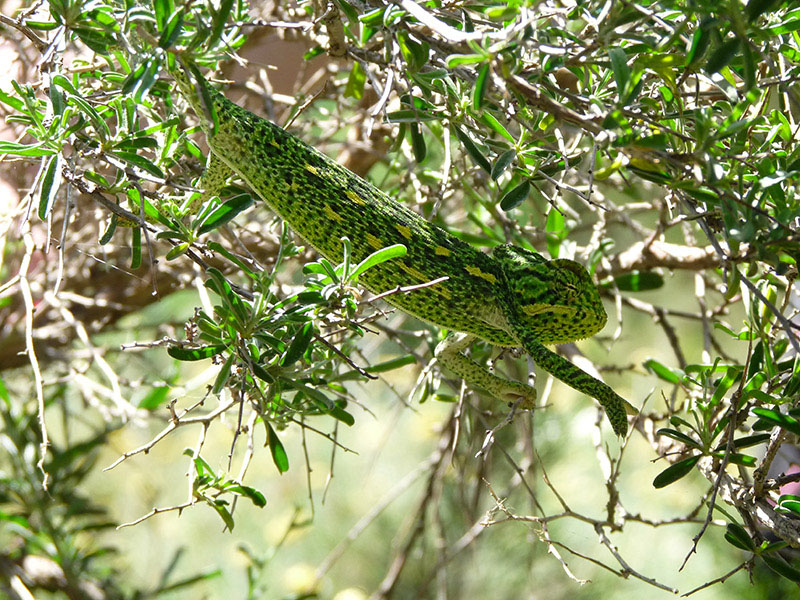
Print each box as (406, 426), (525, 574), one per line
(169, 61), (636, 436)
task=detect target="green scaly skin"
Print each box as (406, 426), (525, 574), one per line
(170, 63), (636, 436)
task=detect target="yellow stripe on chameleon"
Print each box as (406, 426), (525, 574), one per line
(305, 164), (319, 176)
(464, 265), (497, 284)
(324, 204), (343, 223)
(395, 224), (413, 240)
(522, 304), (574, 316)
(434, 246), (451, 257)
(346, 189), (366, 205)
(365, 233), (383, 250)
(398, 262), (428, 282)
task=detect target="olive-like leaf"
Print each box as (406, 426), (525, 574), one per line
(761, 554), (800, 583)
(499, 180), (530, 211)
(471, 62), (490, 111)
(266, 422), (289, 473)
(409, 122), (426, 163)
(652, 454), (700, 488)
(776, 494), (800, 517)
(280, 322), (314, 367)
(168, 344), (227, 361)
(643, 358), (682, 384)
(37, 153), (62, 220)
(752, 407), (800, 436)
(348, 244), (407, 282)
(491, 149), (516, 180)
(724, 522), (755, 551)
(656, 428), (703, 450)
(609, 271), (664, 292)
(197, 193), (254, 235)
(453, 126), (491, 173)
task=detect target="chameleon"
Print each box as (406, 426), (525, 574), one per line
(166, 60), (637, 436)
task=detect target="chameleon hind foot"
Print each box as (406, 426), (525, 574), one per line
(435, 332), (537, 409)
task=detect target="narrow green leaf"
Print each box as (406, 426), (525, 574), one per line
(471, 62), (490, 111)
(752, 407), (800, 436)
(125, 58), (161, 103)
(49, 82), (65, 116)
(608, 47), (630, 101)
(113, 137), (159, 150)
(445, 53), (486, 68)
(37, 153), (62, 220)
(208, 0), (235, 48)
(686, 19), (713, 65)
(479, 112), (515, 143)
(72, 27), (113, 53)
(711, 366), (741, 405)
(409, 122), (426, 163)
(188, 452), (214, 477)
(340, 236), (352, 280)
(714, 452), (757, 467)
(491, 149), (516, 180)
(196, 193), (254, 235)
(227, 484), (267, 507)
(131, 227), (142, 269)
(266, 422), (290, 473)
(165, 242), (191, 260)
(644, 358), (682, 384)
(66, 94), (110, 139)
(99, 214), (117, 244)
(207, 242), (258, 280)
(212, 353), (234, 395)
(499, 180), (530, 211)
(280, 322), (314, 367)
(205, 268), (249, 324)
(652, 454), (700, 488)
(345, 61), (366, 99)
(776, 494), (800, 517)
(397, 29), (429, 72)
(742, 44), (756, 90)
(453, 126), (492, 173)
(724, 522), (755, 551)
(761, 554), (800, 583)
(714, 433), (770, 451)
(153, 0), (172, 29)
(365, 354), (417, 373)
(0, 88), (25, 111)
(656, 428), (703, 450)
(385, 109), (438, 123)
(111, 151), (165, 179)
(168, 344), (227, 361)
(762, 540), (788, 553)
(250, 362), (275, 384)
(0, 141), (55, 157)
(607, 271), (665, 291)
(158, 8), (185, 49)
(349, 244), (407, 282)
(328, 402), (356, 426)
(211, 501), (235, 530)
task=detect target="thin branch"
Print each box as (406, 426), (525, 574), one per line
(19, 228), (49, 489)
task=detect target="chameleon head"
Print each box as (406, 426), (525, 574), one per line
(492, 245), (607, 344)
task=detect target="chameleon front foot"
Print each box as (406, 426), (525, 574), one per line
(435, 332), (536, 409)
